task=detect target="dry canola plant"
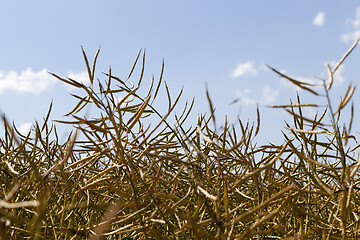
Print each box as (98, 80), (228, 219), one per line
(0, 41), (360, 239)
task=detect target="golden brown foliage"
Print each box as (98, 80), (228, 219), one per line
(1, 41), (360, 239)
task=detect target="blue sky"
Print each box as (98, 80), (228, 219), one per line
(1, 1), (360, 144)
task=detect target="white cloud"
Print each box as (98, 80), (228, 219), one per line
(260, 86), (279, 105)
(349, 7), (360, 28)
(67, 71), (89, 85)
(235, 88), (256, 105)
(341, 30), (360, 44)
(66, 71), (89, 90)
(313, 12), (325, 26)
(328, 61), (345, 86)
(0, 68), (92, 94)
(0, 68), (57, 94)
(280, 75), (319, 91)
(18, 122), (32, 135)
(279, 62), (345, 93)
(234, 86), (280, 106)
(231, 64), (280, 105)
(342, 8), (360, 43)
(231, 61), (257, 78)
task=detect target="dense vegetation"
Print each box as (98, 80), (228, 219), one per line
(1, 41), (360, 239)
